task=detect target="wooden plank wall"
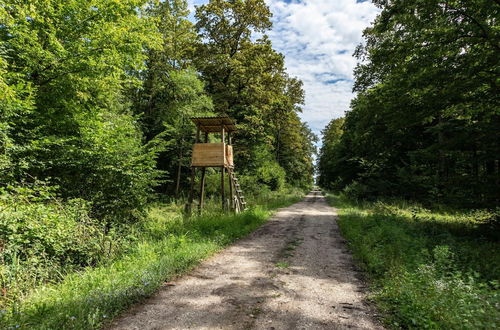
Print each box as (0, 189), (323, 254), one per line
(191, 143), (225, 167)
(225, 145), (234, 168)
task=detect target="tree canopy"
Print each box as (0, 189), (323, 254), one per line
(0, 0), (316, 225)
(194, 0), (315, 188)
(318, 0), (499, 207)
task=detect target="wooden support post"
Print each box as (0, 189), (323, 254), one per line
(186, 167), (196, 214)
(221, 166), (225, 210)
(198, 168), (206, 213)
(221, 124), (225, 210)
(198, 133), (209, 214)
(227, 132), (233, 211)
(186, 126), (200, 214)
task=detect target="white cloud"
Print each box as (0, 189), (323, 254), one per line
(265, 0), (379, 139)
(188, 0), (380, 141)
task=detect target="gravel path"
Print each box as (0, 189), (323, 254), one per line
(109, 191), (383, 330)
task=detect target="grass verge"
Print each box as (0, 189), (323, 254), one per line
(326, 193), (500, 329)
(1, 191), (304, 329)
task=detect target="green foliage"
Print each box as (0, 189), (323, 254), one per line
(194, 0), (316, 187)
(130, 0), (214, 196)
(0, 185), (105, 308)
(274, 113), (317, 189)
(1, 0), (163, 223)
(317, 117), (344, 189)
(0, 1), (314, 327)
(318, 0), (500, 208)
(38, 112), (163, 223)
(141, 67), (213, 195)
(0, 31), (34, 183)
(0, 191), (303, 329)
(255, 160), (286, 191)
(328, 194), (500, 329)
(378, 247), (499, 329)
(275, 261), (289, 269)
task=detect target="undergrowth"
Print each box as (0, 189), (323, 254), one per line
(0, 189), (304, 329)
(326, 194), (500, 329)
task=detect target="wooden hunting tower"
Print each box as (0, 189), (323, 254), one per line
(186, 116), (246, 213)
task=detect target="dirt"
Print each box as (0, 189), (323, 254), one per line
(109, 191), (383, 330)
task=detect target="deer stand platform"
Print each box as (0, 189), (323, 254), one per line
(185, 116), (246, 214)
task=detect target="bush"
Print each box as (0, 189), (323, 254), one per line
(342, 181), (372, 200)
(378, 247), (499, 329)
(255, 161), (286, 191)
(19, 112), (163, 225)
(0, 190), (304, 329)
(0, 185), (106, 307)
(330, 194), (500, 329)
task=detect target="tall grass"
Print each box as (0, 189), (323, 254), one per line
(327, 194), (500, 329)
(1, 189), (304, 329)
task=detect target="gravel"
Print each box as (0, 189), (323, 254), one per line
(109, 191), (383, 330)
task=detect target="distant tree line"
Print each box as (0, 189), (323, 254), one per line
(0, 0), (316, 225)
(318, 0), (499, 208)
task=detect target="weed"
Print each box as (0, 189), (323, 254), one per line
(0, 191), (304, 329)
(280, 237), (303, 258)
(326, 193), (500, 329)
(276, 261), (289, 269)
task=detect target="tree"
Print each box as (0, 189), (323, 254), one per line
(194, 0), (315, 188)
(317, 117), (344, 189)
(318, 0), (500, 207)
(0, 37), (34, 182)
(131, 0), (214, 196)
(0, 0), (163, 223)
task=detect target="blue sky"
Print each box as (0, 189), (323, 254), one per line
(188, 0), (379, 143)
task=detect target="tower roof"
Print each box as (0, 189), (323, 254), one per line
(190, 116), (237, 133)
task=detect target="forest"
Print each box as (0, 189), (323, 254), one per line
(318, 1), (499, 328)
(1, 0), (314, 328)
(318, 0), (499, 208)
(1, 0), (499, 329)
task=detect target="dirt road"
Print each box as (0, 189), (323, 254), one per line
(110, 191), (382, 329)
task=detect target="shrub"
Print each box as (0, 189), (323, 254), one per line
(332, 194), (500, 329)
(378, 247), (499, 329)
(20, 112), (163, 225)
(255, 161), (286, 191)
(342, 181), (372, 200)
(0, 185), (106, 307)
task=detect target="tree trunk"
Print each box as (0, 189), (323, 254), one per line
(175, 145), (183, 198)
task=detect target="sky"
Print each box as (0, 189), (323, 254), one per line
(188, 0), (380, 144)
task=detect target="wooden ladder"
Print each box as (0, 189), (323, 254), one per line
(228, 168), (247, 212)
